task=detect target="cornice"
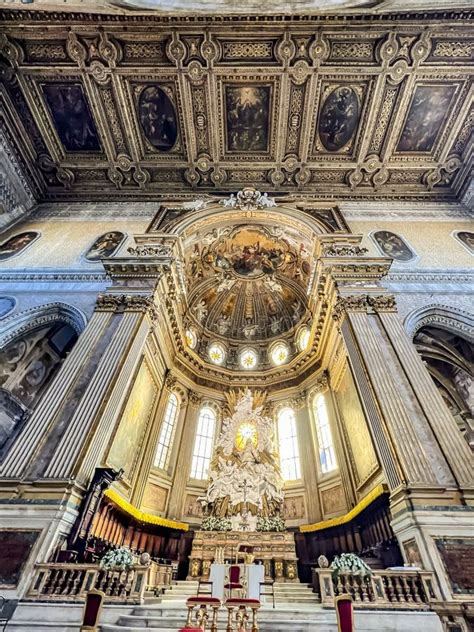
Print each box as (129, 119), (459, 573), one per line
(0, 270), (109, 283)
(1, 9), (473, 24)
(386, 269), (474, 283)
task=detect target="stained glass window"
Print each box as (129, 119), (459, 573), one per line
(208, 342), (226, 365)
(271, 342), (289, 366)
(240, 348), (258, 369)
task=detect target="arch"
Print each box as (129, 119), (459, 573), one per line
(156, 201), (335, 241)
(404, 304), (474, 343)
(407, 304), (474, 443)
(0, 302), (87, 348)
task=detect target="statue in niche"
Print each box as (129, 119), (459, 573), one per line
(198, 389), (284, 531)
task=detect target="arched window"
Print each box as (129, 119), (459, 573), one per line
(190, 407), (216, 480)
(277, 407), (301, 481)
(154, 393), (179, 470)
(313, 394), (336, 473)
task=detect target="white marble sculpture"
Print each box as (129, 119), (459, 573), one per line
(199, 389), (284, 530)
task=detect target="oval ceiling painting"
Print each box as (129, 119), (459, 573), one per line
(318, 86), (360, 152)
(138, 86), (178, 151)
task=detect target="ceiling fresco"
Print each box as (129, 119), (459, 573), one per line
(182, 222), (314, 371)
(0, 10), (472, 202)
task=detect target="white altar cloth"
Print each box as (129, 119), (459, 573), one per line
(209, 563), (265, 600)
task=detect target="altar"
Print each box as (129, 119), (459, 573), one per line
(188, 391), (299, 583)
(209, 563), (265, 599)
(188, 530), (299, 582)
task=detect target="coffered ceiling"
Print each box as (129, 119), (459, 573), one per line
(0, 9), (472, 202)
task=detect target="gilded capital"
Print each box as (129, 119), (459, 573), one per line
(332, 295), (369, 321)
(188, 390), (202, 408)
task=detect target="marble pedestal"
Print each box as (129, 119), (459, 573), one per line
(188, 530), (299, 582)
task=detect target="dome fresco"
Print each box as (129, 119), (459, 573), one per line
(185, 225), (312, 348)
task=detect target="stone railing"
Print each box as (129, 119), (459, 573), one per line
(27, 563), (148, 603)
(313, 568), (441, 609)
(146, 560), (174, 591)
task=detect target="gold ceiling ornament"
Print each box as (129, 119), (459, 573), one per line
(224, 388), (267, 418)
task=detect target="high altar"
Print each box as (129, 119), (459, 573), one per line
(188, 390), (299, 583)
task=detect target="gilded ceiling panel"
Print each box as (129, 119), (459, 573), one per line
(0, 10), (472, 202)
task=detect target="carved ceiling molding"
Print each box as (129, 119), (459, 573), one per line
(0, 13), (472, 202)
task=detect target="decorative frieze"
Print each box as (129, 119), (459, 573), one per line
(322, 244), (368, 257)
(127, 244), (173, 258)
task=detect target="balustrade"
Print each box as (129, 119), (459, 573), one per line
(27, 563), (148, 603)
(313, 568), (440, 609)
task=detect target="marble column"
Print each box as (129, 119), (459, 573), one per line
(42, 295), (155, 482)
(167, 391), (201, 520)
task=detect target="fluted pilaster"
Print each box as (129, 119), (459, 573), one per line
(44, 310), (147, 479)
(0, 310), (112, 478)
(378, 311), (473, 490)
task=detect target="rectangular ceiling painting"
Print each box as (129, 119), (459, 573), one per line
(396, 84), (456, 153)
(42, 82), (101, 152)
(225, 85), (271, 152)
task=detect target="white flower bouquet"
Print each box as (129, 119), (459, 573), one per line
(256, 516), (286, 532)
(201, 516), (232, 531)
(100, 547), (134, 571)
(330, 553), (372, 578)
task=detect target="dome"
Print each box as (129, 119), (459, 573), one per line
(186, 225), (312, 350)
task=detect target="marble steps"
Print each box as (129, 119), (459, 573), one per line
(100, 604), (339, 632)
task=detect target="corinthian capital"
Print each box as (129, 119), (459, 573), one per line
(367, 294), (397, 312)
(95, 293), (159, 320)
(188, 390), (202, 408)
(332, 293), (397, 321)
(332, 295), (369, 321)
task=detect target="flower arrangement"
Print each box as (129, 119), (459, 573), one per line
(256, 516), (286, 532)
(330, 553), (372, 578)
(201, 516), (232, 531)
(100, 547), (134, 571)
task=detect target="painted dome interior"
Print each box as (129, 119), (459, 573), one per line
(181, 219), (315, 373)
